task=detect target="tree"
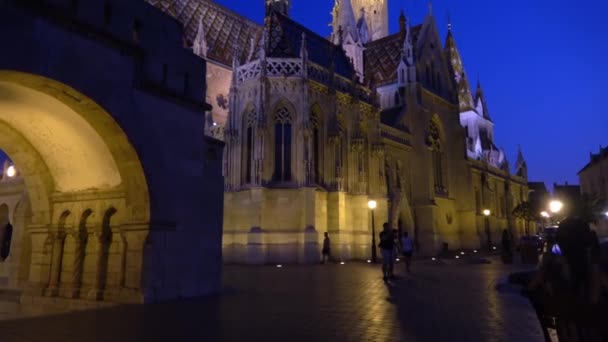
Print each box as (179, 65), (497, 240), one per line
(512, 201), (538, 235)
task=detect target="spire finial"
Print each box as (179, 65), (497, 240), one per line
(447, 12), (452, 31)
(428, 0), (433, 15)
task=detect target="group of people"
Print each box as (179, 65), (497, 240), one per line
(321, 223), (415, 282)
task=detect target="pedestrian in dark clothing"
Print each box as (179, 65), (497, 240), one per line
(501, 229), (513, 264)
(401, 231), (414, 273)
(379, 223), (395, 281)
(321, 232), (330, 264)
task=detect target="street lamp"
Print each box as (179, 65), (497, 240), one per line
(483, 209), (491, 250)
(5, 165), (16, 178)
(549, 200), (563, 214)
(540, 211), (549, 218)
(368, 200), (377, 263)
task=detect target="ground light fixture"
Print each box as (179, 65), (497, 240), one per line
(6, 165), (16, 178)
(340, 261), (345, 265)
(483, 209), (491, 216)
(460, 251), (465, 255)
(473, 250), (478, 253)
(604, 211), (608, 218)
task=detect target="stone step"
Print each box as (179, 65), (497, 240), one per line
(0, 288), (22, 303)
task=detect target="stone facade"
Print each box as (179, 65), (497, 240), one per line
(578, 146), (608, 236)
(0, 0), (224, 304)
(149, 0), (530, 264)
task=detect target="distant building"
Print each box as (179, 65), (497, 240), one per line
(578, 145), (608, 236)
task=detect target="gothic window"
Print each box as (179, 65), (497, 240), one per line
(394, 92), (399, 106)
(429, 119), (446, 194)
(273, 106), (292, 182)
(243, 109), (255, 184)
(400, 69), (405, 83)
(311, 110), (321, 184)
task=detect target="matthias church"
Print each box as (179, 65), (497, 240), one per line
(147, 0), (530, 263)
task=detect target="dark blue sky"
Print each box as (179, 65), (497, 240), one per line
(215, 0), (608, 188)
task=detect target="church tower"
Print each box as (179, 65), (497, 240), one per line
(350, 0), (388, 41)
(265, 0), (290, 16)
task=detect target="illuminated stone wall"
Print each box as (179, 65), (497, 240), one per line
(0, 0), (224, 304)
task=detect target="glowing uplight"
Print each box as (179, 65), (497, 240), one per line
(604, 211), (608, 218)
(396, 258), (400, 261)
(6, 165), (16, 178)
(540, 211), (550, 218)
(483, 209), (491, 216)
(367, 200), (377, 209)
(340, 261), (345, 265)
(492, 246), (497, 250)
(460, 251), (465, 255)
(431, 257), (436, 261)
(473, 250), (478, 253)
(276, 264), (282, 268)
(455, 255), (460, 259)
(367, 259), (371, 263)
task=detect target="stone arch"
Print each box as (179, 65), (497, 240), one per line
(0, 71), (150, 301)
(0, 70), (150, 224)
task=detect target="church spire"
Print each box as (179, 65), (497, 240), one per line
(265, 0), (290, 16)
(444, 25), (474, 111)
(475, 78), (491, 120)
(515, 145), (528, 178)
(332, 0), (359, 45)
(192, 17), (208, 58)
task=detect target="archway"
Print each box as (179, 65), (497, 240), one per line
(0, 71), (150, 302)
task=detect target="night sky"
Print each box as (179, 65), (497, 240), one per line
(214, 0), (608, 188)
(2, 0), (606, 189)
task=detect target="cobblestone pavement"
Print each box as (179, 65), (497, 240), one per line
(0, 258), (543, 342)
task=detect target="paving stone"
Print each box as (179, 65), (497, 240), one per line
(0, 260), (543, 341)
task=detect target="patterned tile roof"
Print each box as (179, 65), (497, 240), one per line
(145, 0), (263, 66)
(364, 25), (421, 86)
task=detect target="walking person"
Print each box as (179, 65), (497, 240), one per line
(401, 231), (414, 273)
(379, 223), (395, 282)
(321, 232), (330, 264)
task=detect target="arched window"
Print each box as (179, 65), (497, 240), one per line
(243, 109), (255, 184)
(429, 119), (445, 194)
(273, 106), (292, 181)
(311, 110), (321, 184)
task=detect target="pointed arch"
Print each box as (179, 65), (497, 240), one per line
(310, 103), (324, 184)
(241, 104), (256, 185)
(271, 99), (295, 182)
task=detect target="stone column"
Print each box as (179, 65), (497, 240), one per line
(58, 232), (78, 298)
(82, 231), (103, 300)
(44, 231), (65, 297)
(23, 225), (52, 296)
(119, 224), (148, 303)
(103, 227), (126, 302)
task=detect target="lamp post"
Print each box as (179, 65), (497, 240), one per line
(368, 200), (377, 263)
(483, 209), (491, 250)
(548, 200), (563, 225)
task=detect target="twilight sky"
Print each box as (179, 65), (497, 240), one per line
(214, 0), (608, 188)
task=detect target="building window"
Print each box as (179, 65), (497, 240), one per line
(429, 119), (445, 194)
(273, 107), (292, 181)
(243, 109), (256, 184)
(311, 110), (321, 184)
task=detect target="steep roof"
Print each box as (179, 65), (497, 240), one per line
(145, 0), (263, 66)
(267, 11), (355, 79)
(364, 25), (421, 86)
